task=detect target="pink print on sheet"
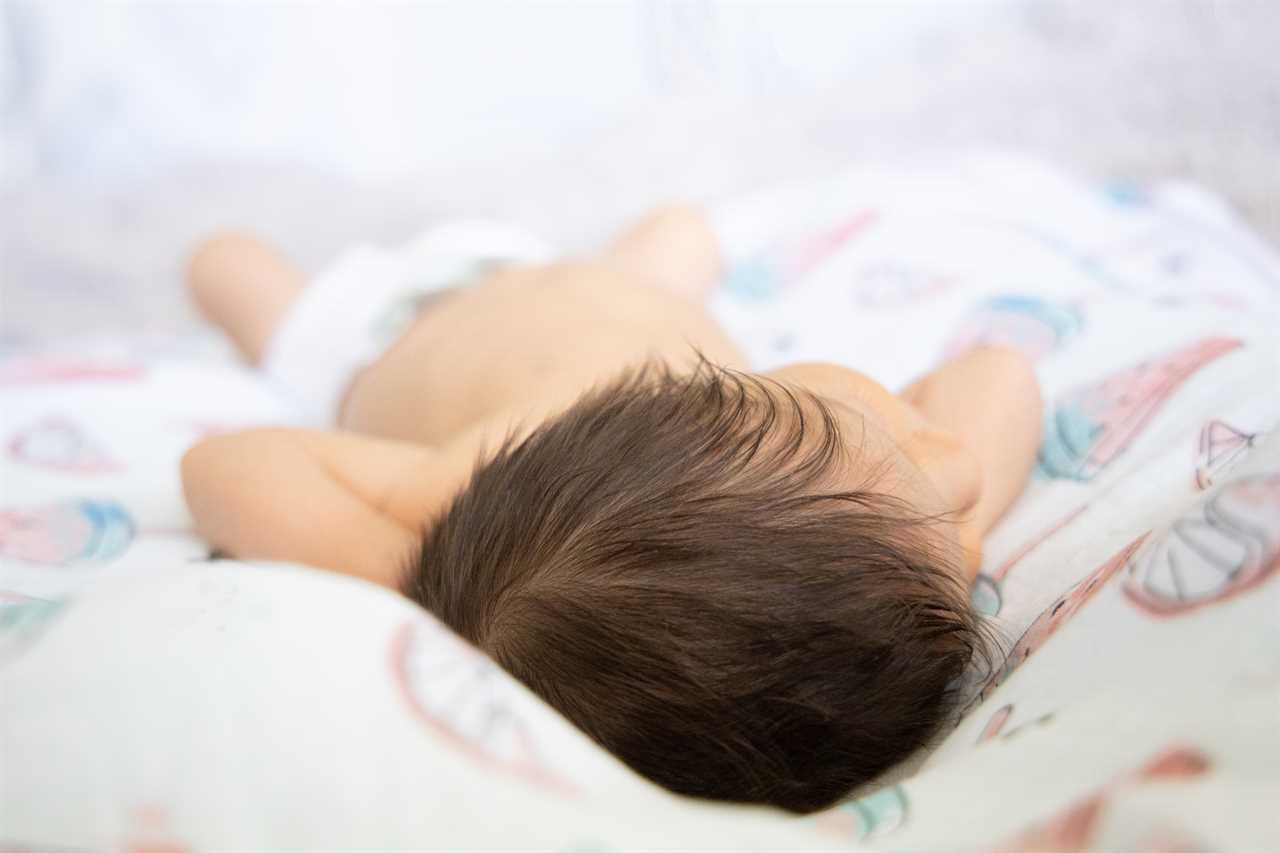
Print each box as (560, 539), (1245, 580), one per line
(8, 416), (122, 474)
(971, 535), (1149, 708)
(0, 356), (145, 386)
(943, 295), (1083, 363)
(998, 746), (1211, 853)
(1194, 420), (1263, 490)
(971, 504), (1088, 617)
(850, 261), (957, 308)
(389, 618), (575, 794)
(1038, 337), (1242, 482)
(1125, 473), (1280, 618)
(0, 499), (135, 565)
(974, 703), (1055, 746)
(725, 209), (880, 301)
(976, 704), (1015, 743)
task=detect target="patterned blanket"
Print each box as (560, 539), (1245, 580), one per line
(3, 155), (1277, 850)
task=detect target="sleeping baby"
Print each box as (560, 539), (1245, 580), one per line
(181, 205), (1042, 812)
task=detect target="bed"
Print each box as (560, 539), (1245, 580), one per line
(3, 155), (1277, 850)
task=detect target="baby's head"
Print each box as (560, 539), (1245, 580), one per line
(402, 359), (989, 813)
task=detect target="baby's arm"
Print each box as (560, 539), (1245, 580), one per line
(902, 346), (1042, 537)
(181, 429), (469, 588)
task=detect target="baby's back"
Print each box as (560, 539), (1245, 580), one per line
(338, 260), (744, 448)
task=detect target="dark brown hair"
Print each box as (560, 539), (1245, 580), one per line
(401, 358), (990, 812)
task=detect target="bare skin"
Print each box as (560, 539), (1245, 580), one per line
(182, 206), (1042, 589)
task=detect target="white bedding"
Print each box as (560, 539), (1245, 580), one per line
(3, 155), (1278, 850)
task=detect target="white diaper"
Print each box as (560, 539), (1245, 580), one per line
(260, 221), (553, 425)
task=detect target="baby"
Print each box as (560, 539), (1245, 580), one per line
(181, 206), (1042, 812)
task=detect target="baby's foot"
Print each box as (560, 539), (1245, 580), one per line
(186, 232), (306, 364)
(604, 204), (723, 303)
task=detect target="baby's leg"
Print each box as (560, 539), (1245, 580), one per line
(186, 232), (306, 364)
(603, 205), (723, 302)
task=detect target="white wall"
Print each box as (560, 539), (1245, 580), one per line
(1, 1), (1003, 183)
(3, 1), (1277, 343)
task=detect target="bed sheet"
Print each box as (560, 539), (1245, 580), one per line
(2, 155), (1278, 850)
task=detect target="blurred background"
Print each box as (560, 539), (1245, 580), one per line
(3, 0), (1278, 347)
